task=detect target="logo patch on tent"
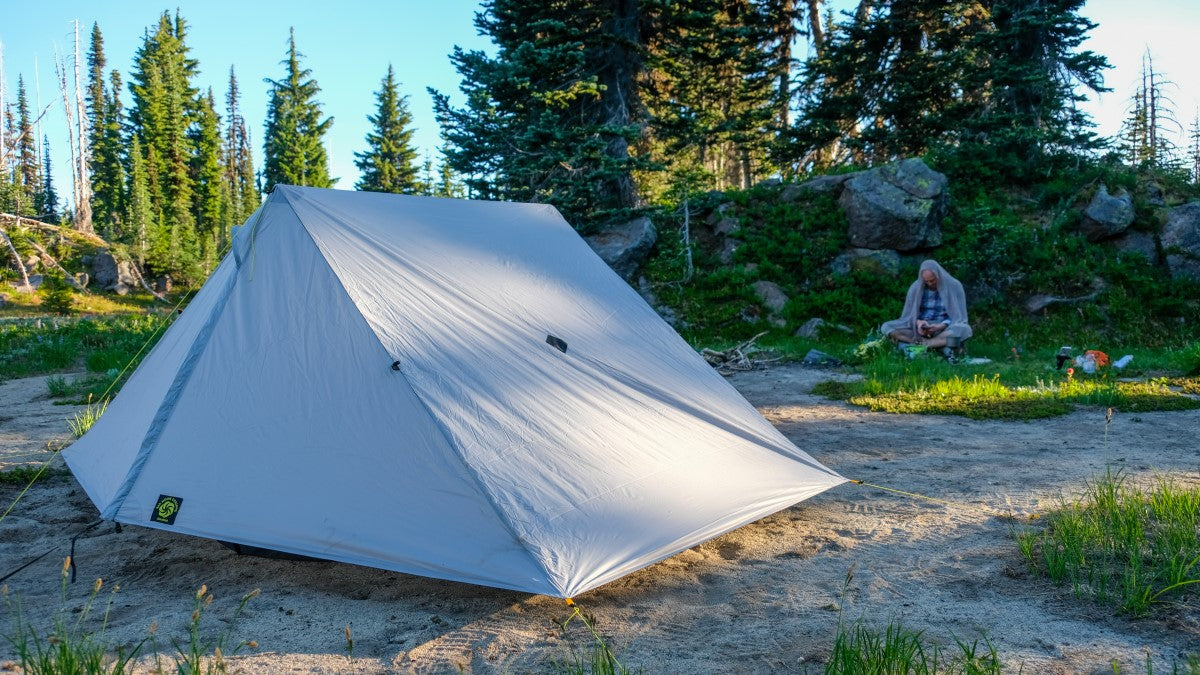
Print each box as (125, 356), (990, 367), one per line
(152, 495), (183, 525)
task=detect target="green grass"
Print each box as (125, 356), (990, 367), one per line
(0, 314), (171, 382)
(812, 344), (1200, 420)
(1015, 470), (1200, 617)
(0, 465), (69, 485)
(825, 619), (1002, 675)
(3, 570), (260, 675)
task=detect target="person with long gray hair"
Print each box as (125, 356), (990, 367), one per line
(880, 260), (972, 350)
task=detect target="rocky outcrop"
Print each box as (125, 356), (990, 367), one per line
(839, 158), (948, 251)
(1162, 202), (1200, 281)
(91, 250), (139, 295)
(584, 216), (657, 282)
(1079, 184), (1134, 242)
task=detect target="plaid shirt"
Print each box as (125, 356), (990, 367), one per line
(919, 288), (950, 323)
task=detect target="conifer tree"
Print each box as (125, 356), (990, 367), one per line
(190, 89), (225, 271)
(126, 135), (155, 265)
(1118, 51), (1179, 169)
(432, 0), (646, 229)
(87, 23), (127, 238)
(263, 28), (334, 191)
(14, 76), (40, 215)
(223, 67), (259, 224)
(36, 136), (59, 222)
(128, 10), (202, 279)
(355, 64), (422, 194)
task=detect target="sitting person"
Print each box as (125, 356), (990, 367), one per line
(880, 260), (972, 351)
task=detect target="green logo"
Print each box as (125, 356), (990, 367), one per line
(152, 495), (182, 525)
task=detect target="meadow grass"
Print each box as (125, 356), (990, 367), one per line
(0, 314), (171, 382)
(811, 343), (1200, 420)
(1015, 470), (1200, 617)
(3, 567), (259, 675)
(0, 465), (68, 485)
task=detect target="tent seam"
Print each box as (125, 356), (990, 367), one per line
(280, 187), (562, 596)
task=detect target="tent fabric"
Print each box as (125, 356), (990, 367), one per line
(64, 185), (844, 598)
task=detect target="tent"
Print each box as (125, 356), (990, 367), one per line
(64, 185), (844, 598)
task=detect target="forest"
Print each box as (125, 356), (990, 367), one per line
(2, 0), (1200, 346)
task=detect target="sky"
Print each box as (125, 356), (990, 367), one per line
(1, 0), (1197, 210)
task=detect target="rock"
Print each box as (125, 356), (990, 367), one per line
(781, 173), (856, 201)
(1162, 201), (1200, 281)
(830, 248), (901, 276)
(756, 177), (782, 188)
(1144, 181), (1165, 208)
(802, 349), (842, 367)
(704, 202), (735, 226)
(584, 216), (658, 281)
(713, 217), (740, 237)
(1079, 184), (1134, 241)
(75, 272), (89, 289)
(23, 254), (40, 271)
(752, 280), (789, 314)
(1111, 230), (1158, 262)
(0, 293), (7, 307)
(794, 317), (855, 339)
(155, 275), (173, 294)
(718, 238), (741, 264)
(839, 158), (948, 251)
(92, 250), (138, 294)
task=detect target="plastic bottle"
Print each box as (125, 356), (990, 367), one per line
(1113, 354), (1133, 369)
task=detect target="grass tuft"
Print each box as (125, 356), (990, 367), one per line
(1016, 470), (1200, 616)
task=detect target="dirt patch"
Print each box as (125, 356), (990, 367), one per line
(1, 364), (1197, 672)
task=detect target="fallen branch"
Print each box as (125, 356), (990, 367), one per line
(25, 239), (88, 292)
(127, 263), (167, 302)
(702, 331), (770, 375)
(0, 213), (109, 247)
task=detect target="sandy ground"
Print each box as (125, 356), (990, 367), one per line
(1, 365), (1198, 673)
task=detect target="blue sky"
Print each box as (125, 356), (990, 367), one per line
(2, 1), (1197, 206)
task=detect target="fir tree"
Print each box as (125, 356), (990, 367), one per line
(190, 89), (225, 271)
(126, 135), (156, 265)
(36, 136), (59, 222)
(432, 0), (647, 229)
(1118, 50), (1179, 169)
(14, 76), (40, 215)
(128, 10), (202, 279)
(263, 28), (334, 190)
(354, 64), (422, 194)
(223, 67), (259, 224)
(87, 24), (127, 238)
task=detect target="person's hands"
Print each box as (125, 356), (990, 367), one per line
(916, 320), (929, 335)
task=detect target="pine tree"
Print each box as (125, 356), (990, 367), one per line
(263, 28), (334, 191)
(432, 0), (647, 229)
(14, 76), (40, 216)
(354, 64), (422, 194)
(641, 0), (779, 192)
(223, 67), (259, 225)
(190, 89), (225, 271)
(1118, 50), (1179, 169)
(36, 136), (59, 221)
(87, 24), (127, 238)
(128, 10), (202, 279)
(126, 136), (156, 267)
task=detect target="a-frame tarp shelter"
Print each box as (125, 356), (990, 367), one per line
(65, 185), (844, 598)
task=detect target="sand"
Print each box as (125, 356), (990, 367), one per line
(1, 365), (1197, 673)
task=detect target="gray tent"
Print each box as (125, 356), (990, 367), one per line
(65, 185), (843, 598)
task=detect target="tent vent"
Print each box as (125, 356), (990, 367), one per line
(546, 335), (568, 354)
(391, 360), (401, 371)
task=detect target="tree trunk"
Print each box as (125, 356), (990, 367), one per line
(598, 0), (642, 211)
(73, 20), (94, 233)
(0, 226), (33, 292)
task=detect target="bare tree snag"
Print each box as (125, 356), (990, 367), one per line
(0, 226), (33, 292)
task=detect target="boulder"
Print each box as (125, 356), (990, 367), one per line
(1079, 184), (1134, 241)
(712, 216), (740, 237)
(781, 173), (856, 201)
(584, 216), (658, 281)
(1162, 202), (1200, 281)
(1111, 230), (1158, 263)
(752, 280), (789, 314)
(1144, 181), (1166, 208)
(794, 317), (854, 340)
(92, 250), (138, 295)
(155, 275), (173, 294)
(839, 158), (948, 251)
(830, 247), (901, 276)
